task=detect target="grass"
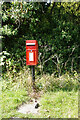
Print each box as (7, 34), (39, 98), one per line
(1, 68), (79, 118)
(0, 87), (78, 118)
(0, 87), (30, 118)
(39, 90), (78, 118)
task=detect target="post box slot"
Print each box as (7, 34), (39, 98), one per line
(26, 43), (35, 46)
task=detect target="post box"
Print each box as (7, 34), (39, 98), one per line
(26, 40), (38, 65)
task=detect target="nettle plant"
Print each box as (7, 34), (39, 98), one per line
(0, 51), (10, 71)
(0, 51), (10, 65)
(1, 51), (17, 74)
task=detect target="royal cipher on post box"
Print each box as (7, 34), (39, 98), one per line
(26, 40), (38, 65)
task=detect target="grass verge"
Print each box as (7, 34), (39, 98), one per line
(1, 88), (78, 118)
(1, 87), (30, 118)
(39, 90), (78, 118)
(1, 68), (79, 118)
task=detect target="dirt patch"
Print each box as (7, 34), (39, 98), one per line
(18, 88), (43, 115)
(17, 99), (41, 114)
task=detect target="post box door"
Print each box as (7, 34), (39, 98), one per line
(26, 50), (38, 65)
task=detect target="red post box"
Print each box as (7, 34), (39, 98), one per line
(26, 40), (38, 65)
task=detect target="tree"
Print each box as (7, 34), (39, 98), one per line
(1, 1), (80, 75)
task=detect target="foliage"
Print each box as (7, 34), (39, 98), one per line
(2, 64), (79, 94)
(1, 1), (80, 75)
(1, 2), (79, 118)
(1, 2), (79, 117)
(2, 66), (32, 92)
(36, 71), (79, 92)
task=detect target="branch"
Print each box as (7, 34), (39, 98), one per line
(65, 47), (76, 67)
(43, 54), (57, 66)
(50, 2), (55, 15)
(15, 19), (20, 29)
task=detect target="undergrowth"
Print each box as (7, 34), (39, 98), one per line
(2, 66), (79, 92)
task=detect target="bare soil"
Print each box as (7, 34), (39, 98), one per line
(17, 98), (41, 114)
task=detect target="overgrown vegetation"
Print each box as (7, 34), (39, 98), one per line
(1, 1), (80, 119)
(1, 1), (80, 75)
(1, 67), (79, 118)
(2, 66), (79, 92)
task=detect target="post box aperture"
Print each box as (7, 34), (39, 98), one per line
(26, 40), (38, 65)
